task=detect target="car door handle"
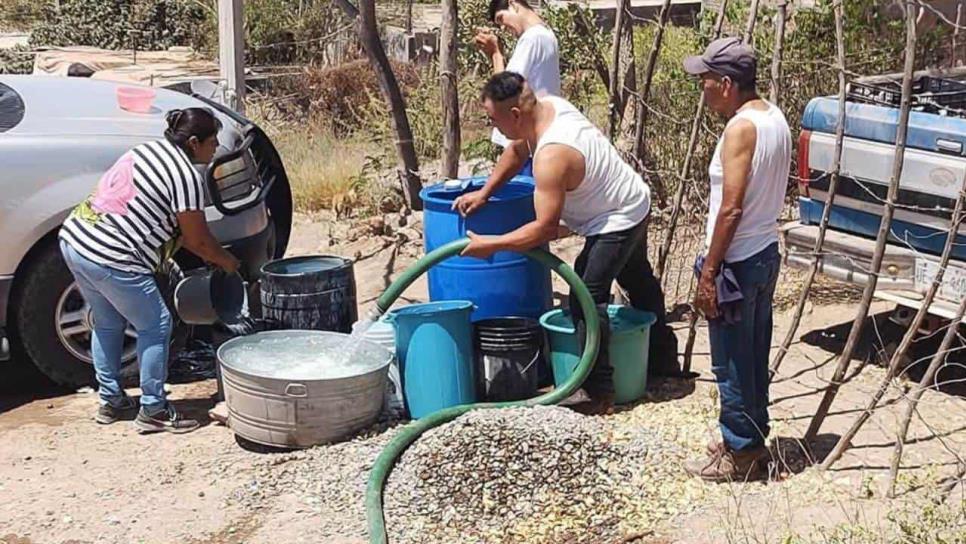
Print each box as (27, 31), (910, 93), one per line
(936, 138), (963, 154)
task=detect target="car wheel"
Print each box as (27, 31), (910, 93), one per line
(12, 243), (138, 388)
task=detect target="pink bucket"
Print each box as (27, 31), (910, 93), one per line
(116, 86), (156, 113)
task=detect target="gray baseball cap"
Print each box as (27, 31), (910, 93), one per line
(683, 37), (756, 81)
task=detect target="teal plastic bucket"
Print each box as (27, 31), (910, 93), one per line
(539, 305), (656, 404)
(387, 301), (477, 418)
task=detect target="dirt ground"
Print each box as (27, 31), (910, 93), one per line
(1, 212), (964, 544)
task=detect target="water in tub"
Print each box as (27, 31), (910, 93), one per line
(226, 321), (381, 380)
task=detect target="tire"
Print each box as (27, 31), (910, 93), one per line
(11, 242), (139, 388)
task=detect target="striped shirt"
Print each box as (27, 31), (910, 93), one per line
(60, 139), (206, 275)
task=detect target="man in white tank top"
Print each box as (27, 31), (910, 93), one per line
(682, 37), (791, 482)
(453, 72), (681, 415)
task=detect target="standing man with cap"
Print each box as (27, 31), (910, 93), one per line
(682, 37), (791, 481)
(474, 0), (561, 167)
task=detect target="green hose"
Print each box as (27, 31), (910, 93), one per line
(366, 238), (601, 544)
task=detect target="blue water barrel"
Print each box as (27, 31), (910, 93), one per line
(420, 177), (552, 322)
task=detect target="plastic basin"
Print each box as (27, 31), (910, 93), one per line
(116, 86), (156, 113)
(540, 305), (656, 404)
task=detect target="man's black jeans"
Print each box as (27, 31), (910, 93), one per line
(568, 217), (680, 398)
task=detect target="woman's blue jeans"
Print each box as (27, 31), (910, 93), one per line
(708, 243), (781, 452)
(60, 241), (172, 410)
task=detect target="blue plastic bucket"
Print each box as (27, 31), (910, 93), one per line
(539, 305), (656, 404)
(387, 301), (477, 418)
(419, 177), (551, 321)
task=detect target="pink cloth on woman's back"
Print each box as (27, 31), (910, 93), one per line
(91, 152), (136, 215)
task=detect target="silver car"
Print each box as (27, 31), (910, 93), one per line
(0, 75), (293, 386)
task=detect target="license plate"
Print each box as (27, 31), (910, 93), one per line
(914, 258), (966, 302)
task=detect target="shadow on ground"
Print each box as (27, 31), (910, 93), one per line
(800, 310), (966, 398)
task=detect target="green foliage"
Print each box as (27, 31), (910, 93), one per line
(0, 43), (33, 74)
(630, 0), (952, 207)
(29, 0), (209, 51)
(457, 0), (608, 108)
(243, 0), (354, 65)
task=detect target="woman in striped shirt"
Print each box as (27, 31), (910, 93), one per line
(59, 107), (240, 434)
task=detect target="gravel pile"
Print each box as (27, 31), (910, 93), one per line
(383, 406), (657, 544)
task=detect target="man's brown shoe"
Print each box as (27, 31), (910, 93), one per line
(685, 445), (768, 482)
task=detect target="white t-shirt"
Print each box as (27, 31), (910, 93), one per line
(534, 96), (651, 237)
(706, 101), (792, 262)
(492, 24), (561, 148)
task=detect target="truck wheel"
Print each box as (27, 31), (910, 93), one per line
(12, 243), (139, 388)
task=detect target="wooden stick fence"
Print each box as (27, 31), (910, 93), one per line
(820, 172), (966, 470)
(654, 0), (729, 282)
(770, 0), (848, 381)
(804, 0), (919, 445)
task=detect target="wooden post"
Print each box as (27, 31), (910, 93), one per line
(218, 0), (245, 113)
(954, 2), (962, 67)
(820, 173), (966, 470)
(887, 283), (966, 495)
(743, 0), (762, 42)
(608, 0), (631, 141)
(769, 0), (788, 105)
(805, 0), (918, 445)
(654, 0), (729, 280)
(334, 0), (424, 211)
(632, 0), (673, 165)
(439, 0), (460, 179)
(770, 0), (847, 380)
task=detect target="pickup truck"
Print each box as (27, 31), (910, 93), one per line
(782, 68), (966, 328)
(0, 75), (293, 387)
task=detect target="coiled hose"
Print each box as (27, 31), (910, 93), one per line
(365, 238), (601, 544)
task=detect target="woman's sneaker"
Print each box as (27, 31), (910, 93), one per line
(95, 395), (137, 425)
(135, 404), (200, 434)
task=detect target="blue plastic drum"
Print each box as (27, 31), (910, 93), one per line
(419, 177), (552, 322)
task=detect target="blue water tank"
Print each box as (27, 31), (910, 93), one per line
(420, 177), (552, 322)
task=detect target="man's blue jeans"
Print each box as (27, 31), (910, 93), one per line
(60, 241), (172, 410)
(708, 243), (780, 452)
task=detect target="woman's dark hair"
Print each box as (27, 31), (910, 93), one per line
(488, 0), (531, 22)
(164, 107), (222, 156)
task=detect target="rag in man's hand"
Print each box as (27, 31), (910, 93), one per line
(693, 255), (744, 325)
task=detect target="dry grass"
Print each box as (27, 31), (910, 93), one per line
(269, 123), (372, 213)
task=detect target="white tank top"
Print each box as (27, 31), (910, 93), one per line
(706, 101), (791, 262)
(534, 96), (650, 237)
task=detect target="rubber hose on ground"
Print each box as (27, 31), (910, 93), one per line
(366, 238), (601, 544)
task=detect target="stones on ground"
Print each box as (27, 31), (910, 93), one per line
(383, 406), (658, 544)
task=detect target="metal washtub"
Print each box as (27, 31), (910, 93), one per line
(217, 330), (391, 448)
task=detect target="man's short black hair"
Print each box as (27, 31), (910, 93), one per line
(488, 0), (531, 22)
(482, 71), (526, 103)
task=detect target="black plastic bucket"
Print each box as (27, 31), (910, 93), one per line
(474, 317), (545, 402)
(259, 255), (358, 332)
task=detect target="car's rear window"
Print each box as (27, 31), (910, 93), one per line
(0, 82), (25, 133)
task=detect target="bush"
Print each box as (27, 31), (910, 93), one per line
(0, 43), (33, 74)
(302, 59), (420, 135)
(244, 0), (356, 65)
(29, 0), (210, 51)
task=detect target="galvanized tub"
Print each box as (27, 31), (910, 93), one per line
(217, 330), (391, 448)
